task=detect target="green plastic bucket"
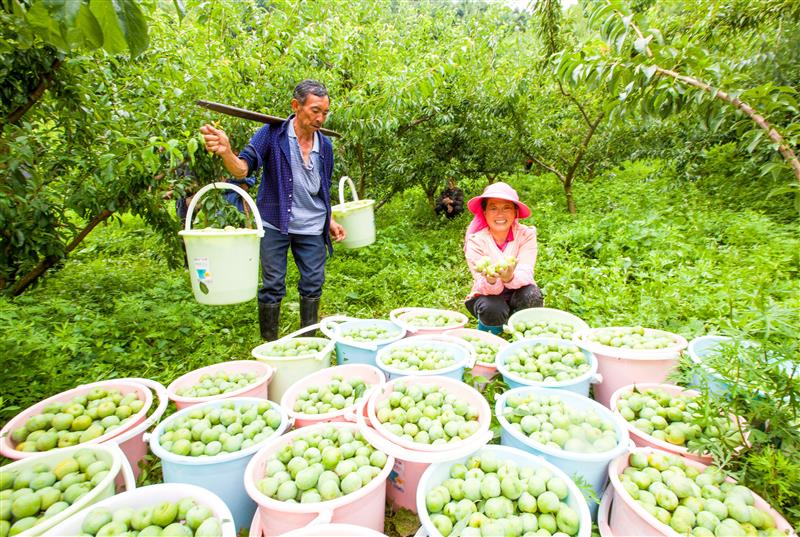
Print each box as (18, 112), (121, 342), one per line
(331, 176), (375, 249)
(179, 182), (264, 305)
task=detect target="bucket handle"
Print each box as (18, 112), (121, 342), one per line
(590, 373), (604, 385)
(389, 307), (419, 334)
(319, 315), (381, 351)
(413, 527), (428, 537)
(338, 176), (359, 206)
(114, 378), (170, 435)
(307, 509), (334, 527)
(422, 333), (478, 368)
(183, 182), (264, 235)
(277, 323), (335, 363)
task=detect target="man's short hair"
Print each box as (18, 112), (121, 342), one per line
(294, 80), (329, 105)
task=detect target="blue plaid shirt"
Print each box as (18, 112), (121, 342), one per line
(238, 115), (334, 254)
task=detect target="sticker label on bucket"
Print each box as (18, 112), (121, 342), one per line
(389, 460), (405, 493)
(193, 257), (212, 283)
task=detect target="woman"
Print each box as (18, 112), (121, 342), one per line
(464, 182), (544, 333)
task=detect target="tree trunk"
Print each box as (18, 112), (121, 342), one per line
(10, 209), (113, 296)
(355, 143), (366, 198)
(564, 177), (576, 214)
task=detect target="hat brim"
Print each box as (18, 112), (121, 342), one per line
(467, 195), (531, 219)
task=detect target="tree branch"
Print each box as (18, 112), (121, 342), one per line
(4, 58), (62, 130)
(566, 112), (604, 180)
(557, 79), (593, 126)
(397, 113), (435, 135)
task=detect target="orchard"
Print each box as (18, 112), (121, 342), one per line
(1, 0), (798, 536)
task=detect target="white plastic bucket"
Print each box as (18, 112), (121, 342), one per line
(48, 483), (237, 537)
(0, 379), (154, 460)
(280, 363), (386, 428)
(442, 327), (509, 379)
(416, 445), (592, 537)
(331, 176), (376, 249)
(575, 327), (688, 407)
(496, 386), (631, 516)
(243, 422), (395, 536)
(374, 335), (476, 381)
(251, 323), (335, 403)
(506, 307), (591, 341)
(605, 447), (796, 537)
(167, 360), (275, 410)
(148, 397), (291, 533)
(389, 307), (468, 336)
(179, 182), (264, 305)
(0, 444), (135, 536)
(320, 315), (406, 366)
(495, 337), (601, 397)
(249, 509), (388, 537)
(357, 375), (493, 512)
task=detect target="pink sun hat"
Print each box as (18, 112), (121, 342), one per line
(467, 182), (531, 219)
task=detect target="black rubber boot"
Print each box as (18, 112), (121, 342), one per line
(258, 301), (281, 341)
(299, 296), (320, 336)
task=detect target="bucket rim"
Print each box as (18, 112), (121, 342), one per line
(607, 446), (796, 537)
(507, 307), (591, 336)
(149, 397), (290, 465)
(179, 229), (265, 237)
(331, 199), (375, 212)
(243, 421), (395, 513)
(280, 364), (386, 423)
(0, 379), (154, 460)
(575, 327), (688, 359)
(365, 375), (492, 454)
(166, 360), (275, 405)
(390, 307), (469, 332)
(251, 337), (332, 362)
(495, 386), (631, 463)
(495, 337), (599, 389)
(327, 318), (406, 349)
(375, 338), (473, 377)
(416, 444), (592, 537)
(442, 327), (509, 368)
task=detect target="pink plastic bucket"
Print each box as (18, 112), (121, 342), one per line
(167, 360), (275, 410)
(357, 375), (493, 512)
(389, 307), (468, 336)
(280, 364), (385, 428)
(609, 382), (749, 464)
(248, 510), (388, 537)
(575, 327), (688, 407)
(442, 327), (509, 379)
(107, 378), (169, 480)
(598, 487), (614, 537)
(243, 422), (395, 537)
(48, 483), (237, 537)
(0, 379), (153, 460)
(606, 447), (796, 537)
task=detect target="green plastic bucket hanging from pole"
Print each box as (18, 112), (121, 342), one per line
(179, 182), (264, 305)
(331, 176), (375, 249)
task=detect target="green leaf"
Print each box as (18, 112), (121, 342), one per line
(642, 64), (657, 82)
(746, 130), (765, 153)
(26, 1), (68, 49)
(89, 0), (148, 56)
(74, 4), (102, 48)
(634, 36), (651, 55)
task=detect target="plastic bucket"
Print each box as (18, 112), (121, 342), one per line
(506, 307), (591, 341)
(357, 375), (493, 512)
(605, 447), (796, 537)
(179, 182), (265, 305)
(331, 176), (376, 249)
(576, 327), (688, 407)
(251, 323), (335, 403)
(495, 387), (630, 517)
(48, 483), (237, 537)
(167, 360), (275, 410)
(597, 487), (614, 537)
(442, 327), (509, 379)
(280, 363), (386, 428)
(320, 315), (406, 367)
(389, 307), (468, 336)
(243, 421), (395, 537)
(609, 382), (749, 464)
(495, 337), (601, 397)
(105, 378), (169, 480)
(416, 444), (592, 537)
(0, 379), (154, 460)
(0, 444), (135, 536)
(249, 509), (388, 537)
(149, 397), (291, 533)
(686, 335), (733, 397)
(374, 335), (476, 381)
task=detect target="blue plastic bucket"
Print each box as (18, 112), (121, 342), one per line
(496, 387), (630, 518)
(374, 335), (475, 381)
(416, 444), (592, 537)
(320, 317), (406, 366)
(149, 397), (290, 533)
(495, 337), (600, 397)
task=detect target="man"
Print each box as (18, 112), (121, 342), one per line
(200, 80), (346, 341)
(435, 178), (465, 219)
